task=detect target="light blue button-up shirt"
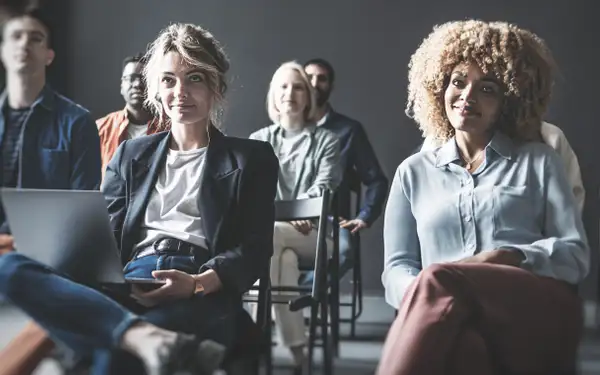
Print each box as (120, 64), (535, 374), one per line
(382, 132), (590, 308)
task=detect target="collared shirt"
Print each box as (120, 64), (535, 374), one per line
(382, 132), (590, 309)
(0, 85), (102, 233)
(316, 110), (331, 127)
(96, 108), (162, 176)
(249, 123), (341, 200)
(421, 121), (585, 214)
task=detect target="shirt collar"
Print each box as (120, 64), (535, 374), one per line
(434, 131), (514, 168)
(275, 122), (317, 136)
(0, 84), (55, 112)
(316, 109), (331, 126)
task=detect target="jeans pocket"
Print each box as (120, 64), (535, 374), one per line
(123, 255), (159, 278)
(161, 255), (198, 274)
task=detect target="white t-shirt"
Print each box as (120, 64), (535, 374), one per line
(276, 128), (310, 200)
(135, 146), (208, 257)
(127, 123), (148, 140)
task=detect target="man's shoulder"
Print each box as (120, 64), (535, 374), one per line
(50, 90), (92, 120)
(327, 111), (363, 130)
(96, 110), (124, 127)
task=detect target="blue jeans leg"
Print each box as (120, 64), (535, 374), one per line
(0, 252), (139, 355)
(97, 254), (238, 374)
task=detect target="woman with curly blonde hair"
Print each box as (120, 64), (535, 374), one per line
(378, 20), (589, 375)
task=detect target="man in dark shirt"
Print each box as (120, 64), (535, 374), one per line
(0, 6), (101, 375)
(302, 58), (388, 283)
(0, 7), (100, 237)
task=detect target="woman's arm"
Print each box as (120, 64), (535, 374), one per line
(499, 151), (590, 284)
(199, 142), (279, 294)
(101, 141), (128, 248)
(382, 165), (422, 309)
(301, 133), (342, 198)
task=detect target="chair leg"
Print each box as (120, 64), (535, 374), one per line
(330, 290), (340, 356)
(307, 303), (318, 375)
(350, 263), (358, 338)
(265, 295), (273, 375)
(320, 297), (333, 375)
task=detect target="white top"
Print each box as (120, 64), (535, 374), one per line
(135, 146), (208, 257)
(127, 123), (148, 140)
(276, 128), (311, 200)
(421, 121), (585, 214)
(316, 110), (331, 127)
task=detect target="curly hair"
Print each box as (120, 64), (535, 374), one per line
(406, 20), (557, 143)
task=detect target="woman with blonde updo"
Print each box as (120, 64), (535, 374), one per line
(0, 23), (278, 375)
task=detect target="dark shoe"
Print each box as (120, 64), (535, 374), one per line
(158, 334), (226, 375)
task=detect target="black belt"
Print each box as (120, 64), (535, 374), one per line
(152, 237), (209, 257)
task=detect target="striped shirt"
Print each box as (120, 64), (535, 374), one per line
(2, 107), (30, 187)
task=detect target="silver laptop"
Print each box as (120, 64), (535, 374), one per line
(1, 188), (135, 285)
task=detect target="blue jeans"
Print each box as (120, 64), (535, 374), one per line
(299, 226), (354, 286)
(0, 252), (236, 375)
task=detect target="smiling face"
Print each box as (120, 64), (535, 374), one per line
(444, 61), (504, 136)
(272, 67), (310, 119)
(157, 51), (213, 127)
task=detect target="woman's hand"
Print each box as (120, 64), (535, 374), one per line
(131, 269), (196, 307)
(456, 249), (525, 267)
(290, 220), (312, 235)
(0, 234), (14, 255)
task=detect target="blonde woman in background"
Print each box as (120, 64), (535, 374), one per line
(250, 61), (341, 374)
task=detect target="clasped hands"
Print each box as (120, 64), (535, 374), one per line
(455, 248), (525, 267)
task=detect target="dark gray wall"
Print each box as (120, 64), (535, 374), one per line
(64, 0), (598, 296)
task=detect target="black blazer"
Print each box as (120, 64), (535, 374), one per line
(102, 127), (279, 296)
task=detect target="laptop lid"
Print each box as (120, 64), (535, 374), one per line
(0, 188), (126, 284)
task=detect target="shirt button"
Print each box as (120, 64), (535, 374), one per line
(465, 215), (472, 222)
(467, 244), (475, 252)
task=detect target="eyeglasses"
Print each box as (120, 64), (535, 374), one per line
(121, 74), (144, 83)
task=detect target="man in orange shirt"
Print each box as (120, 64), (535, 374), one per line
(97, 53), (162, 174)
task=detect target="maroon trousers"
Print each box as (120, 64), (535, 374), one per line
(376, 263), (583, 375)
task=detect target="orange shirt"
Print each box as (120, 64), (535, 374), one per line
(96, 109), (164, 175)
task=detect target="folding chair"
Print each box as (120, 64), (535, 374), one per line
(244, 190), (335, 375)
(338, 171), (364, 339)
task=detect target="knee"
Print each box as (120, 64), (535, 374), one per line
(417, 263), (456, 288)
(278, 249), (298, 270)
(272, 222), (293, 255)
(0, 252), (32, 291)
(273, 222), (288, 241)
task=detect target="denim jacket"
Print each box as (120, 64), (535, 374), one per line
(0, 85), (101, 231)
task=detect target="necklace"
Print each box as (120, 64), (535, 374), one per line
(460, 151), (484, 171)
